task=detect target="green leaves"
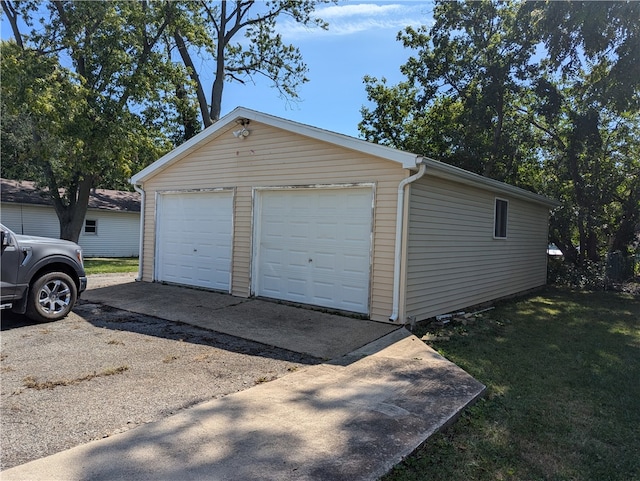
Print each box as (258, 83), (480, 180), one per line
(1, 1), (184, 239)
(528, 1), (640, 112)
(360, 0), (640, 267)
(1, 0), (332, 240)
(362, 0), (542, 185)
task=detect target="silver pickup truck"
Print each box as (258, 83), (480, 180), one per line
(1, 223), (87, 322)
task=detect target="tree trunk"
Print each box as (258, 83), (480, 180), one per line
(209, 0), (227, 123)
(48, 175), (94, 243)
(176, 83), (200, 141)
(60, 177), (92, 242)
(209, 48), (226, 122)
(485, 85), (505, 179)
(174, 29), (212, 128)
(585, 229), (600, 262)
(611, 186), (640, 254)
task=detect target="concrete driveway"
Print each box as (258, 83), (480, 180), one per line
(2, 275), (486, 481)
(83, 274), (400, 359)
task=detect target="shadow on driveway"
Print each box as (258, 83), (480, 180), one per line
(2, 276), (487, 481)
(2, 330), (486, 481)
(82, 277), (400, 360)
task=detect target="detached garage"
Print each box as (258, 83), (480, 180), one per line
(131, 107), (558, 324)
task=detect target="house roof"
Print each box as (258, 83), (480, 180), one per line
(130, 106), (559, 208)
(1, 178), (141, 213)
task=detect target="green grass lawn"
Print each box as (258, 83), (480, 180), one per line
(83, 257), (138, 275)
(384, 288), (639, 481)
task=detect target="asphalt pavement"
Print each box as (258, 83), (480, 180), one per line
(2, 276), (485, 480)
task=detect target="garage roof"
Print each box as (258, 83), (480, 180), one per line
(131, 106), (558, 208)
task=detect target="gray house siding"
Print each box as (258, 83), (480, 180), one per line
(1, 203), (140, 257)
(77, 210), (140, 257)
(1, 204), (60, 238)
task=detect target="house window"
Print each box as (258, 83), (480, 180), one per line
(84, 219), (97, 235)
(494, 198), (508, 239)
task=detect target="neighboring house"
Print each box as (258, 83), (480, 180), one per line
(131, 107), (559, 324)
(0, 178), (140, 257)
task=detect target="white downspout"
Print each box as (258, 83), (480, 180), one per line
(390, 156), (427, 323)
(133, 184), (145, 282)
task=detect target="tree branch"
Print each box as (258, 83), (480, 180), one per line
(174, 29), (212, 127)
(52, 1), (88, 79)
(1, 0), (24, 49)
(516, 107), (567, 150)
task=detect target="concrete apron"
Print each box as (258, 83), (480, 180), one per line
(2, 329), (486, 481)
(81, 276), (401, 360)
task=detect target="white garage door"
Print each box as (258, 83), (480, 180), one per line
(156, 191), (233, 291)
(254, 187), (373, 314)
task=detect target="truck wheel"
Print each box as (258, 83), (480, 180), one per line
(26, 272), (77, 322)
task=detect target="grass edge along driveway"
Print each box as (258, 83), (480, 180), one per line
(83, 257), (138, 275)
(384, 287), (639, 481)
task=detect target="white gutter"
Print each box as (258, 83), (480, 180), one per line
(390, 156), (428, 323)
(133, 184), (145, 282)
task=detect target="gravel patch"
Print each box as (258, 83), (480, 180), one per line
(0, 301), (320, 470)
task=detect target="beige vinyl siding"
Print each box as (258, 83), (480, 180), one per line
(140, 122), (405, 322)
(405, 176), (549, 321)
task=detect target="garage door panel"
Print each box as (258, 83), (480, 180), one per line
(343, 255), (369, 274)
(346, 226), (370, 242)
(262, 217), (282, 231)
(314, 252), (336, 271)
(255, 188), (372, 314)
(285, 250), (307, 267)
(261, 276), (282, 296)
(157, 191), (233, 291)
(287, 278), (307, 297)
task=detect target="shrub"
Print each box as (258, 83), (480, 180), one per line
(548, 252), (639, 290)
(548, 258), (610, 290)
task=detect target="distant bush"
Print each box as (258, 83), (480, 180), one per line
(548, 252), (639, 291)
(548, 258), (609, 290)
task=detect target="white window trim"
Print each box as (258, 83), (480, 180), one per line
(84, 219), (98, 236)
(493, 197), (508, 239)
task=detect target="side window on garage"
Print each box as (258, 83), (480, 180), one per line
(494, 198), (508, 239)
(84, 219), (97, 235)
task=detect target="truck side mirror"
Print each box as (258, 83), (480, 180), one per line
(1, 230), (11, 247)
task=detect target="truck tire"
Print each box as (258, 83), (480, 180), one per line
(26, 272), (78, 322)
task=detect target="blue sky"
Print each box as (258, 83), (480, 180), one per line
(1, 2), (433, 138)
(224, 2), (434, 137)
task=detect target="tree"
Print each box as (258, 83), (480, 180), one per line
(359, 0), (640, 271)
(532, 81), (640, 264)
(526, 0), (640, 113)
(360, 0), (543, 188)
(525, 0), (640, 264)
(2, 0), (332, 241)
(1, 1), (184, 241)
(171, 0), (331, 129)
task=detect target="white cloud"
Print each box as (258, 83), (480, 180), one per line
(279, 2), (432, 39)
(316, 3), (404, 19)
